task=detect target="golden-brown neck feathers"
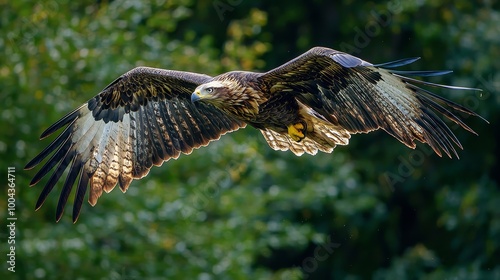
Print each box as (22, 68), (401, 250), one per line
(196, 73), (266, 120)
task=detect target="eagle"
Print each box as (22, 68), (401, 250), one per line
(25, 47), (484, 222)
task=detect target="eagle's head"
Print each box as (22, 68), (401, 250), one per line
(191, 81), (230, 105)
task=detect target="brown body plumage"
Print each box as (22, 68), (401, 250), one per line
(25, 47), (486, 222)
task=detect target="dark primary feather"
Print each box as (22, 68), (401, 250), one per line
(260, 46), (483, 158)
(25, 67), (245, 222)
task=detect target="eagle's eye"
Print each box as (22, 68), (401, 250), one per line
(206, 87), (214, 93)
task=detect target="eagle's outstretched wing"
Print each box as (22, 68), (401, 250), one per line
(25, 67), (245, 222)
(260, 47), (485, 157)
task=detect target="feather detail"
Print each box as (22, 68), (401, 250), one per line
(26, 47), (486, 223)
(26, 67), (245, 222)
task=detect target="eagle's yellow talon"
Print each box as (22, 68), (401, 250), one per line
(288, 123), (305, 142)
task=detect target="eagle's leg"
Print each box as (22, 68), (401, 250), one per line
(287, 121), (307, 142)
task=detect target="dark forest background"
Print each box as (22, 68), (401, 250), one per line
(1, 0), (499, 279)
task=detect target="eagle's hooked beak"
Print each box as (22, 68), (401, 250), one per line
(191, 90), (202, 103)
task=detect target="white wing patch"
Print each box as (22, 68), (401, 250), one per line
(62, 106), (135, 206)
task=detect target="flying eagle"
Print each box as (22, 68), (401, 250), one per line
(25, 47), (484, 222)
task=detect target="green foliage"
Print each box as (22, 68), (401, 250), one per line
(1, 0), (498, 279)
